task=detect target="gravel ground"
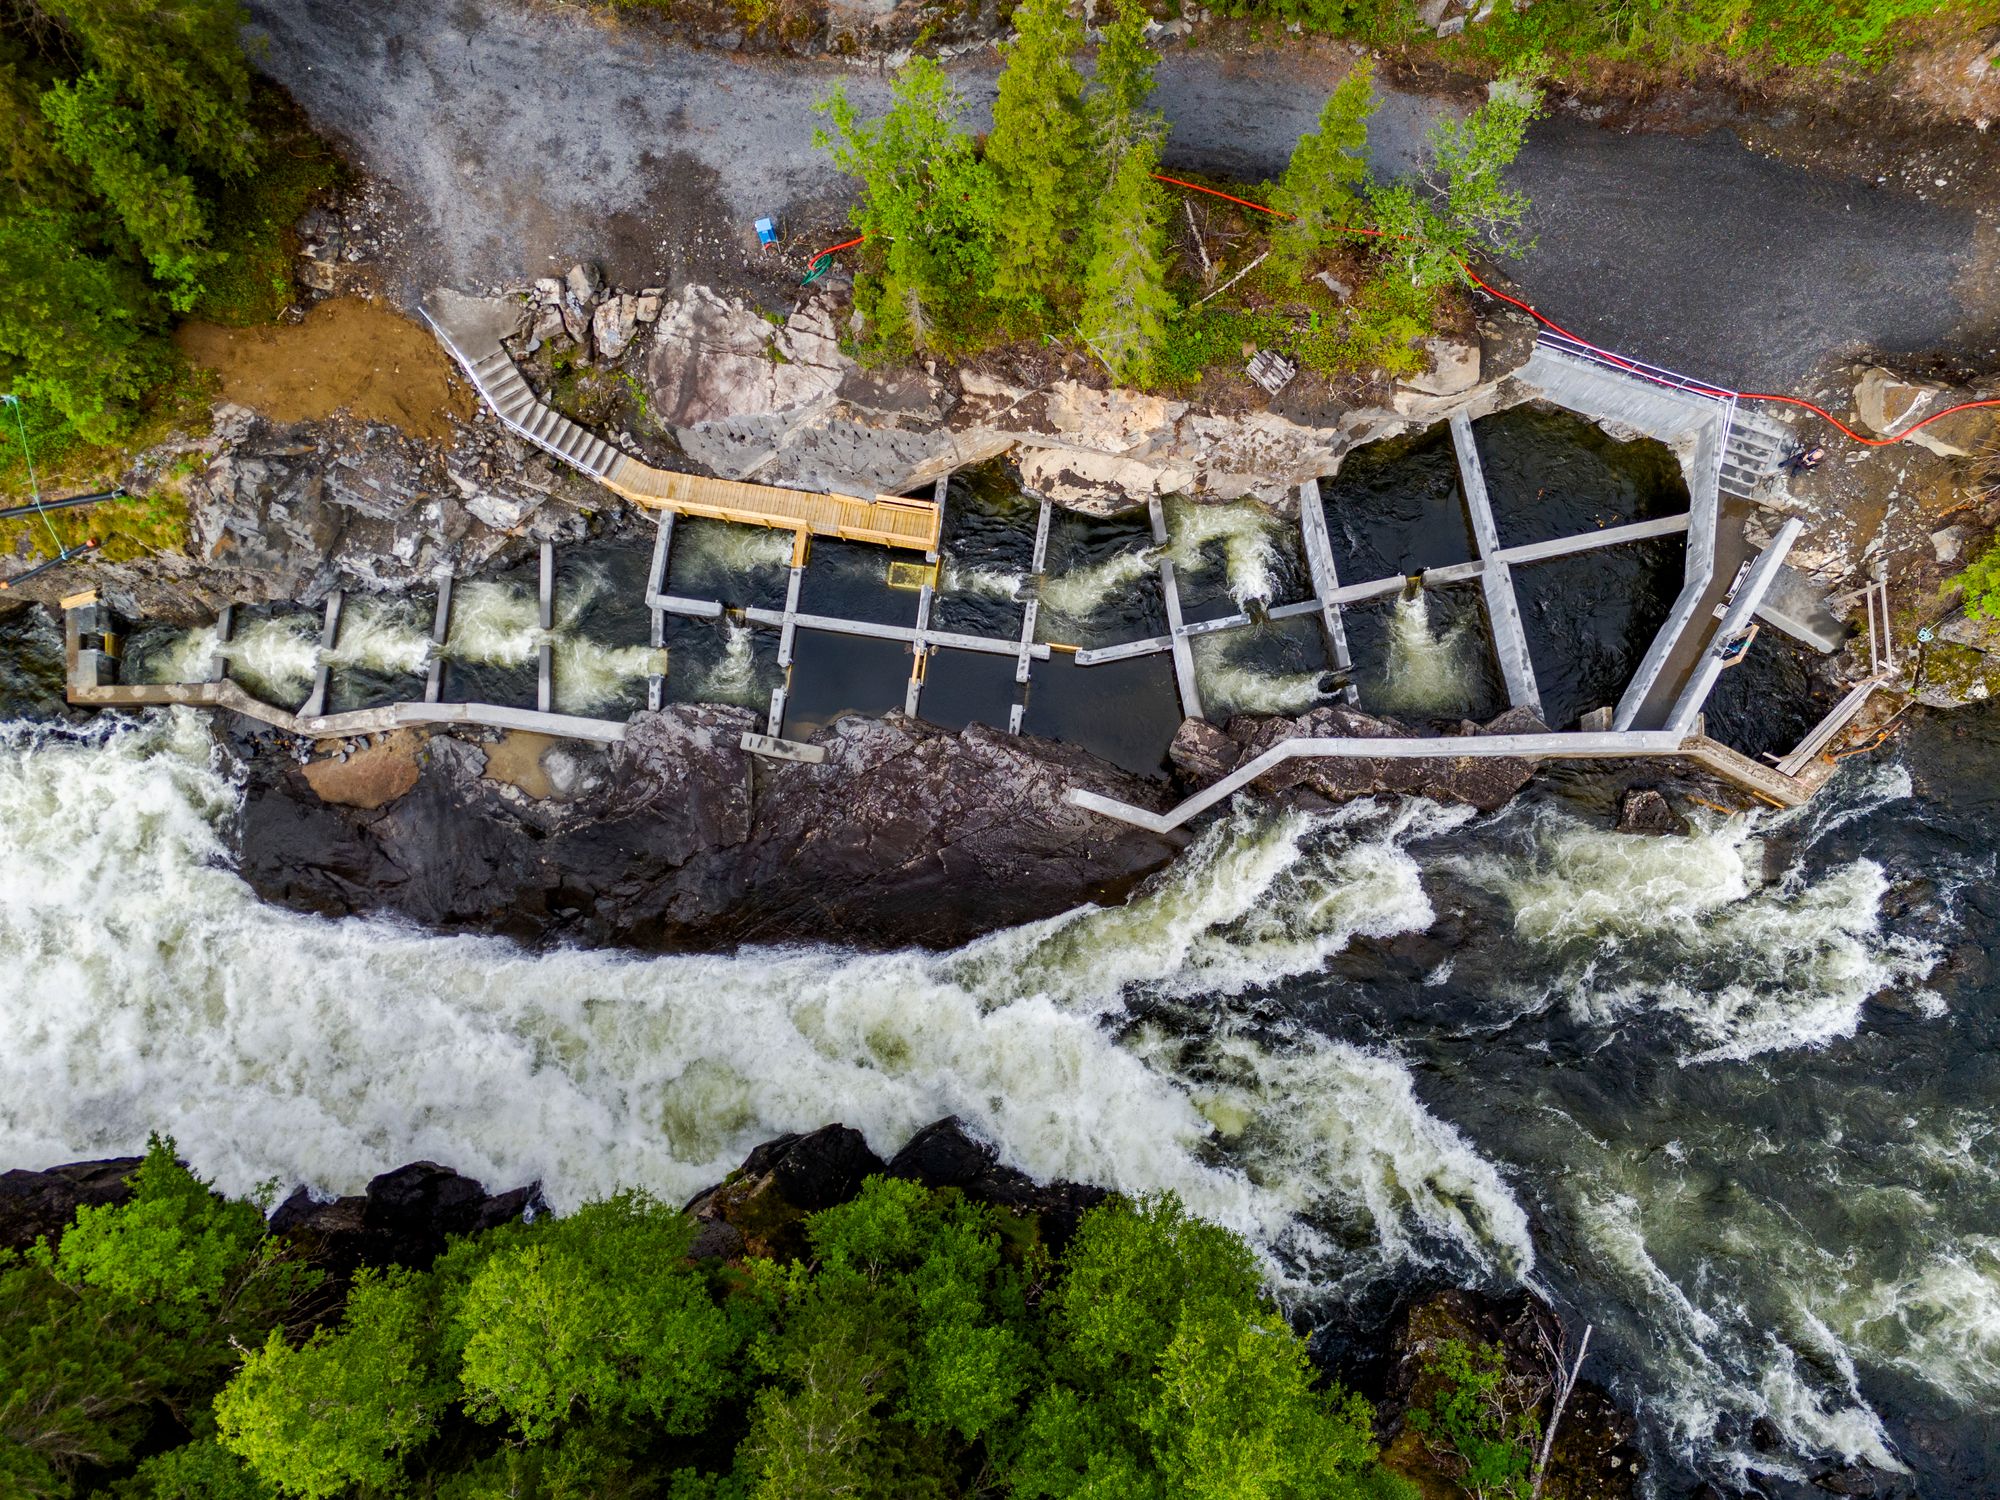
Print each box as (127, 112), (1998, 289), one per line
(247, 0), (1990, 392)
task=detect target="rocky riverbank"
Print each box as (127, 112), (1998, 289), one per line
(230, 689), (1553, 952)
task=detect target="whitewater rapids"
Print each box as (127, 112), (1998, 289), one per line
(0, 710), (1979, 1490)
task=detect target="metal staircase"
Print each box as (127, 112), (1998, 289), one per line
(1719, 407), (1794, 500)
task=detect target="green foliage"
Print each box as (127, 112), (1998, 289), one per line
(39, 1134), (266, 1311)
(1268, 60), (1377, 277)
(0, 209), (173, 444)
(1, 1139), (310, 1498)
(452, 1191), (740, 1440)
(1405, 1338), (1541, 1500)
(215, 1268), (451, 1499)
(1448, 0), (1994, 75)
(1016, 1193), (1386, 1499)
(113, 1440), (274, 1500)
(1374, 65), (1541, 290)
(1952, 537), (2000, 622)
(41, 71), (223, 309)
(1089, 0), (1161, 151)
(985, 0), (1090, 308)
(815, 59), (1000, 355)
(0, 0), (325, 471)
(14, 1147), (1421, 1500)
(1207, 0), (1990, 73)
(1078, 141), (1175, 386)
(35, 0), (256, 174)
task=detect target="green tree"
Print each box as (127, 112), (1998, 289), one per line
(1017, 1193), (1384, 1500)
(1374, 66), (1542, 290)
(214, 1267), (451, 1500)
(451, 1191), (741, 1441)
(34, 0), (256, 176)
(1144, 1301), (1378, 1497)
(1269, 60), (1378, 277)
(815, 59), (999, 355)
(2, 1138), (310, 1496)
(985, 0), (1089, 309)
(41, 71), (222, 309)
(0, 208), (172, 442)
(1088, 0), (1161, 152)
(113, 1439), (274, 1500)
(1078, 140), (1174, 386)
(40, 1134), (267, 1311)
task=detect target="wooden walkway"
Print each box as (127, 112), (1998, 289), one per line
(427, 293), (941, 554)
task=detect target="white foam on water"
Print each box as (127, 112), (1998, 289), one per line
(550, 637), (662, 714)
(1835, 1237), (2000, 1408)
(442, 579), (548, 665)
(677, 519), (797, 575)
(0, 720), (1518, 1293)
(217, 615), (321, 705)
(1571, 1188), (1905, 1481)
(693, 619), (771, 709)
(327, 596), (434, 677)
(1165, 496), (1284, 607)
(126, 624), (221, 686)
(1037, 546), (1159, 624)
(941, 559), (1025, 602)
(1190, 634), (1329, 718)
(1451, 798), (1941, 1063)
(1375, 590), (1476, 714)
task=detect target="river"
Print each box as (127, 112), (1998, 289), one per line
(0, 605), (1993, 1495)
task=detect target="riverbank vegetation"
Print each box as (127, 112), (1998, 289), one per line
(0, 1137), (1540, 1499)
(816, 0), (1541, 391)
(1242, 0), (2000, 77)
(0, 0), (341, 493)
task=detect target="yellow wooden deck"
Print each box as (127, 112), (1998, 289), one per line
(602, 456), (941, 553)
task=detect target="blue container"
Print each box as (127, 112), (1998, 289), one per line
(754, 217), (778, 246)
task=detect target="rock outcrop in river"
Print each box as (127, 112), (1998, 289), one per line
(235, 705), (1188, 951)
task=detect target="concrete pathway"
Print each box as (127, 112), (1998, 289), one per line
(246, 0), (1987, 394)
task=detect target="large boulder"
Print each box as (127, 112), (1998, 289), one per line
(269, 1160), (546, 1272)
(1615, 786), (1689, 836)
(683, 1117), (1110, 1263)
(683, 1124), (885, 1260)
(235, 704), (1186, 953)
(0, 1158), (142, 1253)
(887, 1117), (1108, 1253)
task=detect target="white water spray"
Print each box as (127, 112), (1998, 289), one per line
(676, 519), (797, 576)
(1376, 588), (1475, 713)
(1166, 496), (1286, 607)
(941, 559), (1025, 602)
(1038, 547), (1158, 624)
(1191, 634), (1329, 718)
(695, 619), (769, 708)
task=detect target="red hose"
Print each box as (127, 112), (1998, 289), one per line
(806, 179), (2000, 449)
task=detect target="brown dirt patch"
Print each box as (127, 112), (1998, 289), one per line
(302, 730), (424, 809)
(175, 297), (474, 441)
(480, 730), (558, 800)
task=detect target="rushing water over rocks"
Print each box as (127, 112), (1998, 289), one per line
(0, 669), (1995, 1492)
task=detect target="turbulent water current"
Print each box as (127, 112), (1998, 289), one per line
(1, 604), (1996, 1492)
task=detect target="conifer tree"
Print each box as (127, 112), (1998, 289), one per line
(816, 59), (998, 355)
(1269, 59), (1378, 278)
(985, 0), (1088, 311)
(1077, 138), (1173, 387)
(1088, 0), (1159, 153)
